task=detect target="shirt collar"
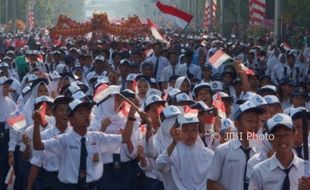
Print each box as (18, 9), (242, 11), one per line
(269, 152), (301, 171)
(71, 129), (88, 142)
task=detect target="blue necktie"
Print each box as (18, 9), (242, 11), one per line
(78, 137), (87, 185)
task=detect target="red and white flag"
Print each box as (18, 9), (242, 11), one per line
(27, 1), (36, 30)
(208, 50), (231, 69)
(203, 0), (217, 29)
(5, 166), (15, 188)
(147, 19), (169, 44)
(7, 114), (27, 131)
(93, 84), (120, 104)
(212, 93), (226, 119)
(249, 0), (266, 25)
(156, 1), (193, 29)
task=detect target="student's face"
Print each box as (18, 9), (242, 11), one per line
(293, 118), (310, 147)
(70, 106), (91, 128)
(182, 124), (199, 146)
(270, 126), (295, 153)
(292, 95), (306, 107)
(137, 80), (149, 95)
(223, 74), (233, 84)
(235, 112), (260, 134)
(2, 84), (10, 96)
(168, 54), (177, 65)
(126, 81), (134, 92)
(281, 84), (294, 94)
(37, 84), (49, 97)
(203, 70), (212, 80)
(268, 104), (283, 117)
(142, 66), (153, 78)
(53, 104), (69, 126)
(180, 80), (190, 94)
(196, 89), (212, 106)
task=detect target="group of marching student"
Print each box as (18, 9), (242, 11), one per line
(0, 64), (310, 190)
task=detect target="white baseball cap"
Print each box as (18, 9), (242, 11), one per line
(233, 100), (265, 120)
(250, 94), (268, 107)
(146, 88), (162, 97)
(0, 76), (13, 85)
(177, 113), (199, 126)
(264, 95), (281, 105)
(210, 81), (223, 92)
(126, 74), (137, 82)
(69, 99), (93, 116)
(289, 107), (309, 120)
(35, 95), (54, 105)
(236, 91), (256, 104)
(267, 113), (293, 133)
(144, 94), (165, 111)
(220, 118), (236, 134)
(161, 105), (182, 120)
(175, 92), (194, 104)
(95, 55), (105, 62)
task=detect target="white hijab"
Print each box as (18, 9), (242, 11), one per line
(175, 76), (193, 98)
(154, 116), (177, 155)
(135, 78), (150, 108)
(23, 82), (50, 126)
(0, 86), (17, 122)
(170, 136), (213, 190)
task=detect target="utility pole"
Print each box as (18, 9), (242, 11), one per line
(195, 0), (199, 30)
(5, 0), (8, 24)
(220, 0), (224, 35)
(274, 0), (281, 44)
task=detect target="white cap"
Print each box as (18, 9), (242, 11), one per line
(0, 76), (12, 85)
(0, 62), (9, 68)
(72, 90), (86, 100)
(27, 74), (38, 82)
(289, 107), (309, 120)
(49, 71), (61, 81)
(249, 94), (267, 107)
(168, 88), (181, 98)
(126, 74), (137, 82)
(95, 55), (105, 62)
(175, 92), (194, 104)
(210, 81), (223, 92)
(233, 100), (265, 120)
(267, 113), (293, 132)
(259, 85), (277, 93)
(35, 95), (54, 105)
(93, 84), (121, 104)
(264, 95), (280, 105)
(193, 82), (211, 96)
(22, 85), (31, 95)
(146, 88), (162, 97)
(94, 76), (109, 89)
(69, 99), (93, 115)
(190, 100), (211, 112)
(161, 106), (182, 119)
(177, 113), (199, 126)
(220, 118), (235, 133)
(236, 91), (256, 104)
(68, 84), (81, 94)
(144, 95), (165, 111)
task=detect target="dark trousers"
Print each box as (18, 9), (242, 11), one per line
(58, 182), (96, 190)
(0, 123), (9, 190)
(42, 170), (62, 190)
(96, 160), (139, 190)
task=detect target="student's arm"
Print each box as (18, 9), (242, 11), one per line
(235, 61), (250, 92)
(207, 180), (225, 190)
(207, 147), (225, 190)
(32, 111), (44, 150)
(248, 166), (262, 190)
(26, 165), (40, 190)
(22, 134), (31, 160)
(122, 105), (137, 153)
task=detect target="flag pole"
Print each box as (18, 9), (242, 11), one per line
(182, 24), (189, 34)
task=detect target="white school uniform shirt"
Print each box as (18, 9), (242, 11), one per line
(146, 55), (170, 82)
(207, 139), (256, 190)
(249, 153), (304, 190)
(180, 63), (202, 80)
(160, 64), (186, 82)
(85, 70), (108, 82)
(156, 139), (214, 190)
(30, 126), (72, 172)
(42, 130), (122, 184)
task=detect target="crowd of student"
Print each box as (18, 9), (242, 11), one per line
(0, 30), (310, 190)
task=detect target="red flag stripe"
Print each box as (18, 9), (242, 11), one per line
(156, 1), (193, 23)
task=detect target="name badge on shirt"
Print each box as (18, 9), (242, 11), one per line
(69, 145), (78, 150)
(92, 153), (99, 163)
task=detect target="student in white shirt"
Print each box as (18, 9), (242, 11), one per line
(249, 113), (305, 190)
(27, 96), (72, 190)
(156, 113), (214, 190)
(32, 98), (136, 190)
(207, 101), (264, 190)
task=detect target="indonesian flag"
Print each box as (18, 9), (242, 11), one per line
(93, 84), (120, 104)
(156, 1), (193, 29)
(240, 63), (255, 75)
(208, 50), (231, 69)
(5, 166), (15, 188)
(147, 19), (169, 44)
(39, 102), (48, 126)
(280, 42), (291, 51)
(212, 93), (226, 119)
(183, 105), (199, 115)
(7, 114), (27, 131)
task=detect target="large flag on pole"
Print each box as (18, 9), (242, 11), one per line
(27, 0), (36, 30)
(156, 1), (193, 29)
(203, 0), (217, 29)
(249, 0), (266, 25)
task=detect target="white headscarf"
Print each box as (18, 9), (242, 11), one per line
(23, 81), (50, 126)
(0, 86), (17, 122)
(175, 76), (193, 98)
(135, 78), (150, 108)
(154, 116), (177, 155)
(170, 137), (214, 190)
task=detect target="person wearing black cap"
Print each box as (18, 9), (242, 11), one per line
(32, 98), (136, 190)
(27, 96), (72, 190)
(283, 87), (307, 114)
(160, 51), (186, 89)
(86, 55), (109, 83)
(249, 113), (304, 190)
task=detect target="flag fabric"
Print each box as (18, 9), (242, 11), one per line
(203, 0), (217, 29)
(27, 1), (36, 30)
(144, 48), (154, 58)
(147, 19), (169, 44)
(208, 50), (232, 69)
(240, 63), (255, 75)
(7, 114), (27, 131)
(156, 1), (193, 29)
(249, 0), (266, 25)
(183, 105), (199, 115)
(212, 93), (226, 119)
(5, 166), (15, 189)
(39, 102), (48, 126)
(93, 84), (121, 104)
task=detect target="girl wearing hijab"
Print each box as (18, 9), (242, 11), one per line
(156, 113), (214, 190)
(271, 53), (286, 85)
(135, 76), (150, 108)
(0, 77), (17, 190)
(175, 76), (192, 98)
(23, 78), (50, 126)
(90, 87), (141, 190)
